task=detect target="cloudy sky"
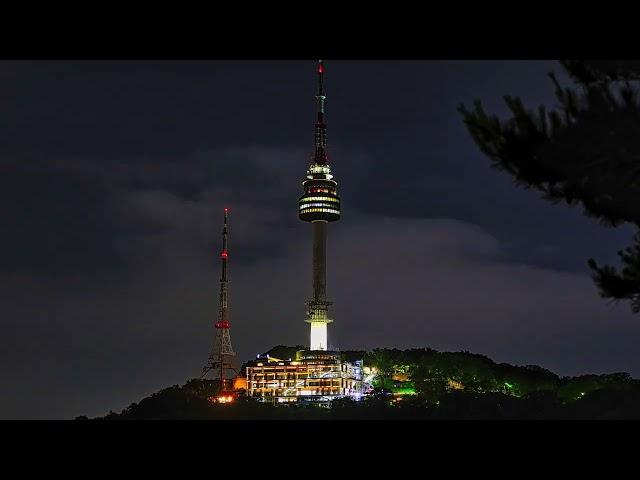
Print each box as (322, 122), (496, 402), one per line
(2, 60), (639, 419)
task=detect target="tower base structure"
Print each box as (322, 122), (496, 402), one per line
(308, 322), (328, 351)
(305, 299), (333, 351)
(245, 349), (363, 405)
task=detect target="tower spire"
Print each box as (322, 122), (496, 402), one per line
(317, 60), (325, 102)
(314, 59), (328, 165)
(202, 208), (236, 393)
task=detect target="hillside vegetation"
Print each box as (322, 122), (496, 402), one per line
(86, 346), (640, 420)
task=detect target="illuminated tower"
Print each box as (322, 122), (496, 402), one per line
(298, 60), (341, 351)
(202, 208), (236, 393)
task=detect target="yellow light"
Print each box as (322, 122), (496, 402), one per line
(300, 196), (339, 203)
(300, 207), (340, 215)
(309, 165), (331, 174)
(300, 202), (339, 209)
(447, 379), (464, 390)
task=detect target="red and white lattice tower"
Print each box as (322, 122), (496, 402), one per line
(202, 208), (236, 393)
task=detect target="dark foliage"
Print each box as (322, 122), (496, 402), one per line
(262, 345), (306, 361)
(340, 349), (367, 363)
(459, 60), (640, 312)
(92, 346), (640, 420)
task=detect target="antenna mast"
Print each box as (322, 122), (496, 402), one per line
(202, 208), (236, 394)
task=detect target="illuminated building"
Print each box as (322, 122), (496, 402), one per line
(246, 350), (363, 404)
(298, 59), (341, 351)
(202, 208), (238, 400)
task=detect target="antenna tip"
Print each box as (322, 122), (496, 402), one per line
(224, 207), (229, 213)
(318, 60), (324, 74)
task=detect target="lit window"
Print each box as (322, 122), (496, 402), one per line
(300, 196), (339, 203)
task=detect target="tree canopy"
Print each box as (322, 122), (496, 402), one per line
(459, 60), (640, 312)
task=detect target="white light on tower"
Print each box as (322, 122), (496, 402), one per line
(310, 322), (327, 351)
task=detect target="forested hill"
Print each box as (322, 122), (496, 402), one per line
(84, 346), (640, 420)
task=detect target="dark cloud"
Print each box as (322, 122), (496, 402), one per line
(1, 60), (638, 419)
(0, 161), (126, 276)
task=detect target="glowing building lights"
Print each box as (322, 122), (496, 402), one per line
(310, 165), (332, 174)
(299, 203), (340, 210)
(300, 196), (340, 203)
(246, 351), (364, 404)
(310, 322), (328, 351)
(299, 207), (341, 216)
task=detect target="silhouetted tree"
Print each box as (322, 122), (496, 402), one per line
(263, 345), (306, 360)
(459, 60), (640, 312)
(410, 361), (449, 402)
(367, 348), (395, 389)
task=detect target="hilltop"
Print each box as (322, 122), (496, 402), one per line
(84, 346), (640, 420)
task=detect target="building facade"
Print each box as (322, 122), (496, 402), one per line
(246, 350), (363, 404)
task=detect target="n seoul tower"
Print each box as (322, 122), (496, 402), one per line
(298, 60), (341, 351)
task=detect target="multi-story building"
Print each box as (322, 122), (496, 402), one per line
(246, 350), (363, 404)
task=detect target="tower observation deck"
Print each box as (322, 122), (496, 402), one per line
(299, 60), (341, 351)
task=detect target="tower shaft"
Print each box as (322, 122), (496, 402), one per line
(309, 220), (330, 351)
(312, 220), (327, 302)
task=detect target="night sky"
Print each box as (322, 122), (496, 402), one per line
(2, 60), (639, 419)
